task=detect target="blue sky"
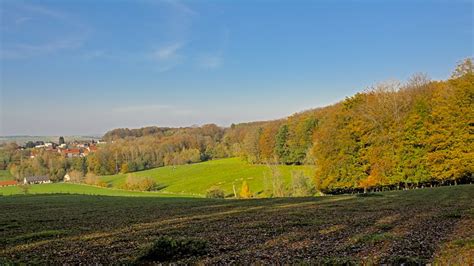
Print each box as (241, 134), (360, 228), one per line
(1, 0), (472, 136)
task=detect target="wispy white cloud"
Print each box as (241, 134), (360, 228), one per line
(195, 27), (229, 70)
(1, 2), (89, 60)
(197, 54), (223, 69)
(149, 42), (186, 72)
(151, 42), (184, 60)
(17, 2), (68, 20)
(161, 0), (199, 16)
(1, 37), (86, 59)
(143, 0), (200, 72)
(81, 50), (106, 60)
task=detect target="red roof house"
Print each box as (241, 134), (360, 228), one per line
(0, 180), (18, 187)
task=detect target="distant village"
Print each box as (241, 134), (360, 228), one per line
(20, 136), (106, 159)
(0, 137), (107, 188)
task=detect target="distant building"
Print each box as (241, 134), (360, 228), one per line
(0, 180), (18, 187)
(87, 146), (98, 152)
(61, 149), (81, 158)
(23, 176), (51, 184)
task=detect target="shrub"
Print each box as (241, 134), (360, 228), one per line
(137, 236), (208, 262)
(206, 186), (225, 198)
(291, 171), (314, 197)
(18, 184), (30, 195)
(268, 165), (287, 197)
(68, 170), (84, 182)
(96, 180), (109, 188)
(239, 181), (252, 198)
(84, 173), (99, 185)
(121, 174), (157, 191)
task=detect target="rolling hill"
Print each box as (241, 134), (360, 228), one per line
(101, 158), (315, 197)
(0, 158), (314, 197)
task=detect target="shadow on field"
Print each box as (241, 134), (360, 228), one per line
(0, 185), (473, 264)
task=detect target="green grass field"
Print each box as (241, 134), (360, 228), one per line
(0, 170), (13, 181)
(0, 185), (472, 264)
(102, 157), (315, 196)
(0, 183), (193, 197)
(0, 158), (313, 197)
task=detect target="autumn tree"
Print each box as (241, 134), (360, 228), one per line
(275, 124), (290, 164)
(240, 181), (252, 198)
(426, 74), (474, 184)
(451, 57), (474, 79)
(242, 127), (261, 163)
(258, 122), (281, 162)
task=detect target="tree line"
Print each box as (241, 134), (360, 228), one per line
(1, 58), (472, 193)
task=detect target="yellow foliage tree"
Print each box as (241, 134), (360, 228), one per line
(240, 181), (252, 198)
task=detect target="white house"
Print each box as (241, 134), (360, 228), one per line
(63, 173), (71, 182)
(23, 176), (51, 184)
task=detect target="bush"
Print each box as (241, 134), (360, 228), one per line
(268, 165), (287, 197)
(84, 173), (99, 185)
(121, 174), (157, 191)
(82, 173), (109, 187)
(96, 180), (109, 188)
(68, 170), (84, 182)
(291, 171), (314, 197)
(137, 236), (208, 262)
(18, 184), (30, 194)
(206, 186), (225, 198)
(240, 181), (252, 198)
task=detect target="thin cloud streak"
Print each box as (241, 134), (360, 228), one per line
(151, 42), (184, 60)
(17, 2), (68, 20)
(195, 27), (229, 70)
(1, 37), (86, 59)
(161, 0), (199, 16)
(1, 2), (90, 60)
(197, 54), (222, 69)
(149, 42), (186, 72)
